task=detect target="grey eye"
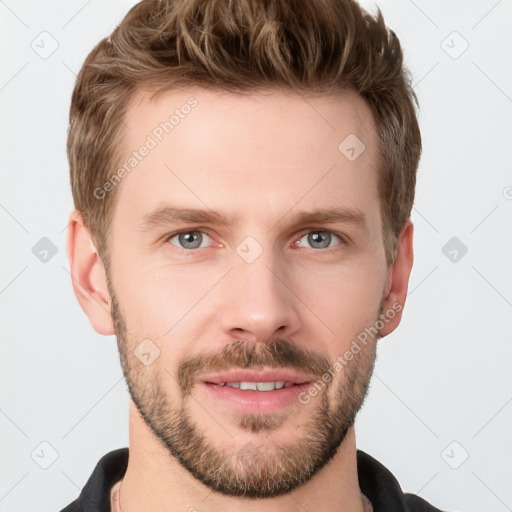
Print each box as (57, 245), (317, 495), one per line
(169, 231), (210, 249)
(300, 231), (340, 249)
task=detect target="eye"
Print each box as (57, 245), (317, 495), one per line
(296, 230), (343, 250)
(167, 230), (213, 250)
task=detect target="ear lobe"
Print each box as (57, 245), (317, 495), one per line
(379, 220), (414, 338)
(66, 210), (115, 336)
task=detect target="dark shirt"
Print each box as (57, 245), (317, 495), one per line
(59, 448), (445, 511)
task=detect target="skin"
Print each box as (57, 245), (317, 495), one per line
(67, 87), (414, 512)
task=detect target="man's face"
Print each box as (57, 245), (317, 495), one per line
(106, 88), (390, 497)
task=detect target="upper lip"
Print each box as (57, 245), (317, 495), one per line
(200, 369), (315, 385)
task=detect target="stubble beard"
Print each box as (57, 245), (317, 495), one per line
(109, 285), (377, 498)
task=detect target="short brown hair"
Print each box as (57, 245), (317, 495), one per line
(68, 0), (421, 265)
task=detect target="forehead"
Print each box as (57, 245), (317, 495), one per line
(113, 87), (381, 230)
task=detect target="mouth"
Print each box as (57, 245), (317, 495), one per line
(207, 381), (301, 391)
(198, 369), (314, 413)
(200, 369), (313, 387)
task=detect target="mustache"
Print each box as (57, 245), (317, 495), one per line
(177, 338), (334, 395)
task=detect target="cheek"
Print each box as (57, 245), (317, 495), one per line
(294, 259), (385, 338)
(112, 257), (223, 342)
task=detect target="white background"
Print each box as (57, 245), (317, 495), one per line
(1, 1), (511, 511)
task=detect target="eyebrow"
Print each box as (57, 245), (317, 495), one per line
(139, 206), (368, 232)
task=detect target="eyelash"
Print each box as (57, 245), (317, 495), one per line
(164, 228), (348, 253)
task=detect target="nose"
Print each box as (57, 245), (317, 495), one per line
(219, 250), (302, 343)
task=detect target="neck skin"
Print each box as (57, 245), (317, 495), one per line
(115, 400), (367, 512)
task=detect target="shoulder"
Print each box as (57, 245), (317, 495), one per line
(57, 448), (129, 512)
(404, 493), (446, 512)
(357, 449), (448, 512)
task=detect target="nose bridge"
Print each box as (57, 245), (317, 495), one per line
(219, 241), (301, 340)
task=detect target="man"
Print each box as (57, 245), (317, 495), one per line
(60, 0), (443, 510)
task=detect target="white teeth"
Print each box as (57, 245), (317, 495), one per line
(256, 382), (275, 391)
(220, 381), (291, 391)
(240, 382), (258, 391)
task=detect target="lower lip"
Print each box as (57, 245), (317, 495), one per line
(200, 382), (311, 413)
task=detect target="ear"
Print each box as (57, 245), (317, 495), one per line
(66, 210), (115, 335)
(379, 219), (414, 338)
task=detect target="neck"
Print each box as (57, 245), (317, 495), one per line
(116, 401), (367, 512)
